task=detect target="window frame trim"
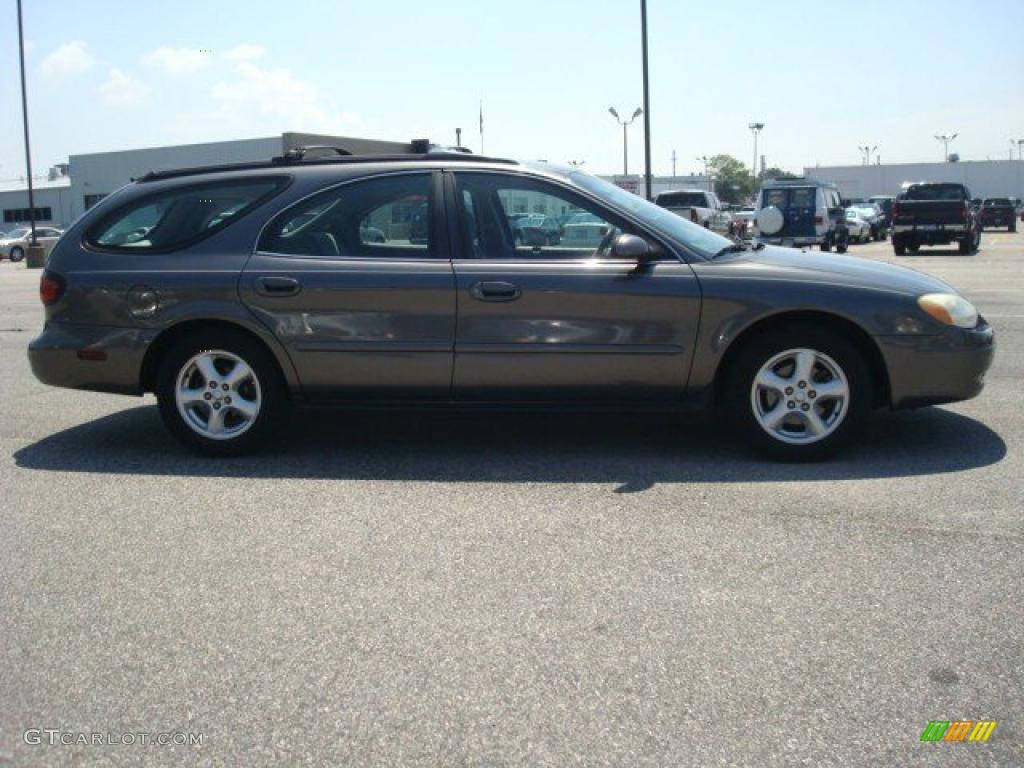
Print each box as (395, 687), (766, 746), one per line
(254, 170), (448, 262)
(82, 174), (293, 255)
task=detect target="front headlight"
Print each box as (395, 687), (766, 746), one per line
(917, 293), (978, 329)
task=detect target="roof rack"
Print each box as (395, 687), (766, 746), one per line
(137, 144), (516, 182)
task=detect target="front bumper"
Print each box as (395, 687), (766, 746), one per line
(28, 321), (154, 395)
(876, 321), (995, 408)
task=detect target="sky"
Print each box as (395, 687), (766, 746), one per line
(2, 0), (1023, 184)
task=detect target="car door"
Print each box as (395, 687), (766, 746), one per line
(446, 170), (701, 402)
(241, 171), (456, 400)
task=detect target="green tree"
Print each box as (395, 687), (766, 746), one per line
(708, 154), (755, 204)
(761, 166), (798, 182)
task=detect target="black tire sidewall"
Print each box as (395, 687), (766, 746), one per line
(724, 327), (872, 461)
(9, 247), (24, 262)
(155, 330), (287, 456)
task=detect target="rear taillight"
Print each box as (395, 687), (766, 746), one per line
(814, 215), (824, 225)
(891, 201), (900, 219)
(39, 271), (65, 306)
(690, 209), (699, 223)
(963, 201), (970, 224)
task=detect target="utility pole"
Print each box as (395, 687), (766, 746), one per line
(671, 150), (676, 177)
(1013, 138), (1024, 161)
(858, 145), (878, 165)
(935, 133), (958, 162)
(640, 0), (652, 201)
(697, 155), (712, 192)
(455, 128), (462, 148)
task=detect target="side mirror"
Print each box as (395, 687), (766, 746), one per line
(611, 233), (651, 260)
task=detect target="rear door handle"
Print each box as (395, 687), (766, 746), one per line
(471, 281), (521, 302)
(255, 276), (301, 297)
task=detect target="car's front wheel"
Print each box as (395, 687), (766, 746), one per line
(724, 328), (871, 460)
(9, 246), (24, 262)
(156, 330), (287, 456)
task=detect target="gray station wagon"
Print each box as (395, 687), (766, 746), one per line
(29, 149), (995, 460)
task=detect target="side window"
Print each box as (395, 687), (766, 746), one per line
(87, 177), (286, 251)
(261, 173), (434, 258)
(456, 174), (625, 260)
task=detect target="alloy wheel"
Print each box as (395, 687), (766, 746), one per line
(175, 349), (262, 440)
(750, 348), (849, 445)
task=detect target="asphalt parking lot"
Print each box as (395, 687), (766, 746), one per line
(1, 233), (1021, 766)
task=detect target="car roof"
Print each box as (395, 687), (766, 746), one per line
(761, 177), (835, 189)
(137, 146), (520, 183)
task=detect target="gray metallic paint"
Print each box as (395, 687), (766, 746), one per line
(28, 160), (995, 413)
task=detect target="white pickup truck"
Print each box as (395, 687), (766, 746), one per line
(654, 189), (734, 236)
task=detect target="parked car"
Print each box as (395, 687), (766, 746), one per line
(732, 207), (757, 240)
(869, 195), (896, 228)
(977, 198), (1016, 232)
(654, 189), (734, 236)
(28, 150), (993, 461)
(0, 226), (64, 262)
(512, 214), (561, 246)
(847, 202), (888, 241)
(754, 178), (848, 252)
(844, 210), (872, 243)
(891, 182), (980, 255)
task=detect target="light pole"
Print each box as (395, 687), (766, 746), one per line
(1013, 139), (1024, 161)
(640, 0), (652, 201)
(17, 0), (42, 267)
(858, 145), (878, 165)
(609, 106), (643, 176)
(935, 133), (958, 162)
(749, 122), (764, 183)
(671, 150), (676, 177)
(697, 155), (713, 192)
(568, 159), (585, 168)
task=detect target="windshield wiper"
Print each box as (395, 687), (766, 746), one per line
(712, 243), (748, 259)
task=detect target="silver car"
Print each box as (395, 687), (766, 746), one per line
(0, 226), (63, 262)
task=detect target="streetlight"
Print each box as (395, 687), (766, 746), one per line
(697, 155), (713, 192)
(609, 106), (643, 176)
(568, 159), (585, 168)
(1012, 139), (1024, 161)
(935, 133), (958, 162)
(749, 122), (764, 181)
(640, 0), (652, 201)
(16, 0), (42, 266)
(858, 145), (878, 165)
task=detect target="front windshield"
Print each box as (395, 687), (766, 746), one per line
(571, 172), (731, 259)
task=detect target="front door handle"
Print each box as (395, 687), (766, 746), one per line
(255, 276), (301, 297)
(471, 281), (521, 302)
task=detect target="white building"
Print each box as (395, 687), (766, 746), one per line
(804, 160), (1024, 200)
(1, 132), (418, 231)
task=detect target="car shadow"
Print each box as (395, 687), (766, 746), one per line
(895, 248), (974, 257)
(12, 405), (1006, 490)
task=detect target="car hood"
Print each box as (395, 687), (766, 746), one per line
(741, 245), (957, 296)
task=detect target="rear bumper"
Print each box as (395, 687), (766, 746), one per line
(876, 322), (995, 408)
(28, 321), (153, 395)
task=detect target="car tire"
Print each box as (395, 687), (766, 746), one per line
(1011, 223), (1017, 233)
(820, 234), (832, 252)
(9, 246), (24, 262)
(908, 243), (920, 253)
(837, 234), (848, 254)
(959, 235), (973, 255)
(723, 327), (871, 461)
(893, 240), (906, 255)
(156, 329), (288, 456)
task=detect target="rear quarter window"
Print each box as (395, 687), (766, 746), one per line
(86, 176), (288, 252)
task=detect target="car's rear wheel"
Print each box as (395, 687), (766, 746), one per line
(9, 246), (24, 262)
(156, 329), (287, 456)
(893, 239), (906, 255)
(908, 243), (920, 253)
(724, 328), (871, 460)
